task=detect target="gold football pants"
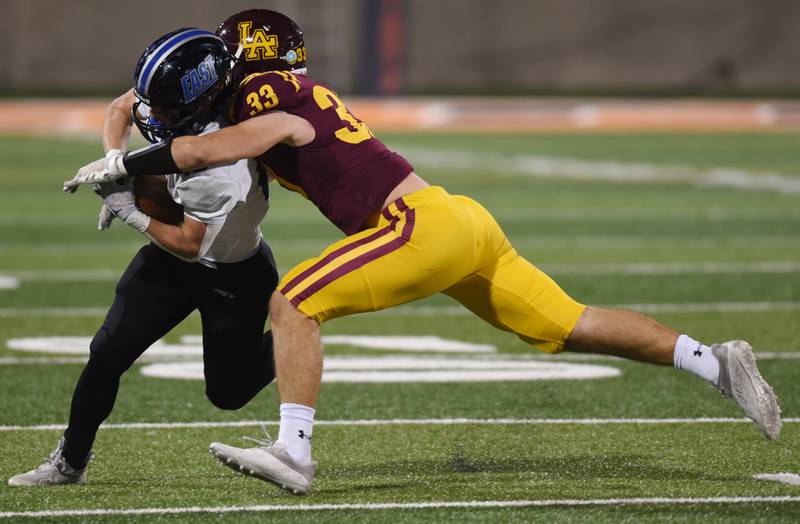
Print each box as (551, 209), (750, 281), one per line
(279, 186), (585, 353)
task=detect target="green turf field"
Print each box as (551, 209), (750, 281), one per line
(0, 132), (798, 522)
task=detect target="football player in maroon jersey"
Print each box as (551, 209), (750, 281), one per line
(64, 10), (781, 495)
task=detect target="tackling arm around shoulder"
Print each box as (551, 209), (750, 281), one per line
(171, 111), (313, 171)
(64, 112), (313, 192)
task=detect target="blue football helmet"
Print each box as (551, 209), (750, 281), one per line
(132, 28), (233, 142)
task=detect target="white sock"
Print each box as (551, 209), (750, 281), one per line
(673, 334), (720, 385)
(277, 403), (315, 465)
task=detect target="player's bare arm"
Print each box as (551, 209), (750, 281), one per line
(103, 88), (137, 152)
(145, 215), (209, 260)
(64, 111), (314, 191)
(172, 110), (314, 171)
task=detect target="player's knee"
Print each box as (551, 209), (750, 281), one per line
(88, 328), (137, 375)
(84, 347), (128, 380)
(206, 392), (248, 410)
(269, 291), (304, 327)
(205, 385), (253, 410)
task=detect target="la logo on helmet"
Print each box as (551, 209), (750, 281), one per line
(237, 21), (278, 61)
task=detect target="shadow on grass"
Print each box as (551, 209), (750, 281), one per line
(327, 452), (735, 483)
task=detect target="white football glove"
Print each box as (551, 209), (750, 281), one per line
(97, 203), (115, 231)
(93, 178), (150, 233)
(64, 149), (128, 193)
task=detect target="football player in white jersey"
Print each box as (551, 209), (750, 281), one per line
(9, 29), (279, 486)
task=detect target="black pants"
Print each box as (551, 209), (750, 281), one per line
(62, 241), (279, 468)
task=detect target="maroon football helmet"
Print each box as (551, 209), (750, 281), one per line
(216, 9), (307, 76)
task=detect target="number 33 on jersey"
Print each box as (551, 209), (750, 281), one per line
(235, 71), (373, 144)
(228, 70), (413, 236)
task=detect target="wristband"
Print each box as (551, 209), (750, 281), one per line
(121, 139), (180, 176)
(124, 209), (151, 233)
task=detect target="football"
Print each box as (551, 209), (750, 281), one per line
(133, 175), (184, 225)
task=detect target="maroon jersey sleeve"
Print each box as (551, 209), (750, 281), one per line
(229, 73), (414, 234)
(231, 71), (304, 123)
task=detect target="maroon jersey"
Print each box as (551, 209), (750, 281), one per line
(229, 71), (413, 234)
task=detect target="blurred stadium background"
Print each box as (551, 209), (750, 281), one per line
(2, 0), (800, 134)
(3, 0), (800, 96)
(1, 1), (799, 521)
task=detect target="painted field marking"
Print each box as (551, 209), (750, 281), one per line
(753, 473), (800, 486)
(6, 336), (621, 383)
(0, 276), (18, 289)
(541, 261), (800, 275)
(140, 359), (620, 383)
(0, 241), (143, 253)
(0, 269), (119, 281)
(606, 302), (800, 314)
(3, 235), (800, 254)
(0, 357), (87, 365)
(0, 307), (109, 318)
(402, 146), (800, 194)
(2, 351), (799, 367)
(2, 301), (799, 318)
(182, 335), (496, 353)
(1, 496), (799, 519)
(508, 235), (800, 249)
(2, 417), (798, 432)
(2, 261), (799, 287)
(7, 336), (496, 356)
(13, 204), (795, 225)
(490, 206), (800, 221)
(385, 302), (800, 317)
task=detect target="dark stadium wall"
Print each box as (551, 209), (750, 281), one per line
(1, 0), (799, 96)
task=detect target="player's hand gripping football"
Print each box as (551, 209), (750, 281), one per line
(63, 149), (128, 193)
(93, 178), (150, 233)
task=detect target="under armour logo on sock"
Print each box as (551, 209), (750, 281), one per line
(298, 430), (312, 440)
(693, 344), (703, 357)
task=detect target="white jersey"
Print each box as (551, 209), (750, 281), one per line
(167, 158), (268, 264)
(139, 105), (269, 264)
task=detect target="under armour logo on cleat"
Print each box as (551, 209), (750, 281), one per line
(298, 430), (312, 440)
(693, 343), (703, 357)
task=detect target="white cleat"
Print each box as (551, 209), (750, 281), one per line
(8, 438), (92, 487)
(712, 340), (782, 440)
(209, 440), (316, 495)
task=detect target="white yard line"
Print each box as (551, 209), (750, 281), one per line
(490, 206), (800, 221)
(1, 417), (798, 432)
(754, 473), (800, 486)
(541, 261), (800, 275)
(0, 308), (109, 317)
(2, 351), (798, 366)
(402, 147), (800, 194)
(0, 357), (88, 365)
(0, 269), (119, 281)
(1, 496), (799, 518)
(386, 302), (800, 317)
(2, 261), (798, 284)
(0, 276), (18, 289)
(606, 302), (800, 313)
(508, 235), (800, 249)
(1, 301), (798, 318)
